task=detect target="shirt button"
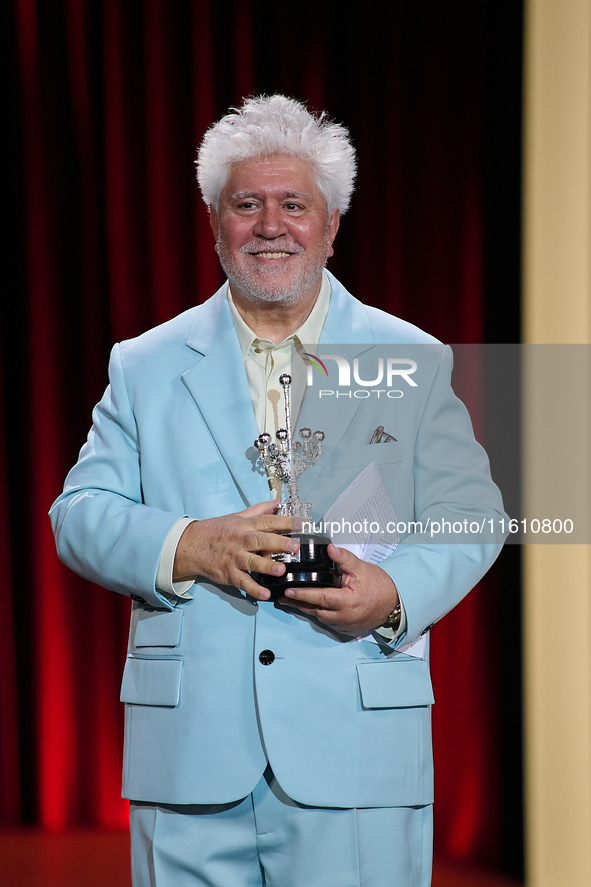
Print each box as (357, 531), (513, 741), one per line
(259, 649), (275, 665)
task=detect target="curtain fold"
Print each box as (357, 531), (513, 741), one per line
(3, 0), (515, 867)
(0, 362), (20, 825)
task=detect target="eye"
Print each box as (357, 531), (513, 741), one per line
(284, 202), (304, 212)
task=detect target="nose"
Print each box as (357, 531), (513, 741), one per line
(252, 202), (288, 239)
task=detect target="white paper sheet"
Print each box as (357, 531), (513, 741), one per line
(321, 462), (422, 650)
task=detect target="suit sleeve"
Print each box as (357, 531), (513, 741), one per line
(377, 345), (507, 647)
(49, 343), (185, 609)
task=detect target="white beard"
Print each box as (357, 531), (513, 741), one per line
(216, 236), (329, 307)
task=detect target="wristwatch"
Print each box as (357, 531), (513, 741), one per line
(381, 602), (402, 632)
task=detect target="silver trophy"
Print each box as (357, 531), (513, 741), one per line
(252, 373), (340, 598)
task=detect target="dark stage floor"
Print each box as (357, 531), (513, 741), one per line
(0, 829), (523, 887)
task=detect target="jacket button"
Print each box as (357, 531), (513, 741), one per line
(259, 649), (275, 665)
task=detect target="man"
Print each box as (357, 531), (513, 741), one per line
(50, 95), (505, 887)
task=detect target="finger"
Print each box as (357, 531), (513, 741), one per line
(245, 553), (288, 577)
(327, 544), (357, 564)
(240, 499), (281, 518)
(280, 586), (340, 609)
(253, 513), (294, 534)
(289, 516), (306, 533)
(248, 531), (299, 556)
(326, 544), (361, 578)
(277, 596), (349, 632)
(278, 598), (318, 615)
(236, 571), (272, 601)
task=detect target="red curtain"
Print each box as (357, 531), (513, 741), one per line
(3, 0), (513, 867)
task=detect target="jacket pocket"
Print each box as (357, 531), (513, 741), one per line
(133, 607), (183, 647)
(332, 441), (404, 469)
(356, 658), (434, 709)
(120, 656), (182, 706)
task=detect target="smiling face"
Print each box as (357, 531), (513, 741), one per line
(209, 155), (340, 307)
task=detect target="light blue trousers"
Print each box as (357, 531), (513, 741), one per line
(130, 767), (433, 887)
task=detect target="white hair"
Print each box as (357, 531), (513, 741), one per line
(196, 95), (357, 214)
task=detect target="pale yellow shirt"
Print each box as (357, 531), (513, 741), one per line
(228, 272), (331, 496)
(228, 272), (330, 439)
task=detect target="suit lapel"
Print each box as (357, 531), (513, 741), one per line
(181, 288), (270, 507)
(298, 275), (374, 488)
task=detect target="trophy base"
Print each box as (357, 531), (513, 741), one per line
(252, 533), (341, 601)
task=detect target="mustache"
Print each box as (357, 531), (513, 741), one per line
(239, 240), (304, 256)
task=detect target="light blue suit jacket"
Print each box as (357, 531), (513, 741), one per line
(49, 272), (505, 808)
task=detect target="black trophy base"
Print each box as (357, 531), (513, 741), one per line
(252, 533), (341, 601)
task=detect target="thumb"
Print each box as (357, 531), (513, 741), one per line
(327, 543), (359, 568)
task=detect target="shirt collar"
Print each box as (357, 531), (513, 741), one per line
(227, 271), (331, 357)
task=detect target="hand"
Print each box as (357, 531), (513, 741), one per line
(278, 544), (400, 636)
(173, 500), (298, 600)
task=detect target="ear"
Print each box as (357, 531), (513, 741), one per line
(326, 208), (340, 258)
(209, 206), (219, 242)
